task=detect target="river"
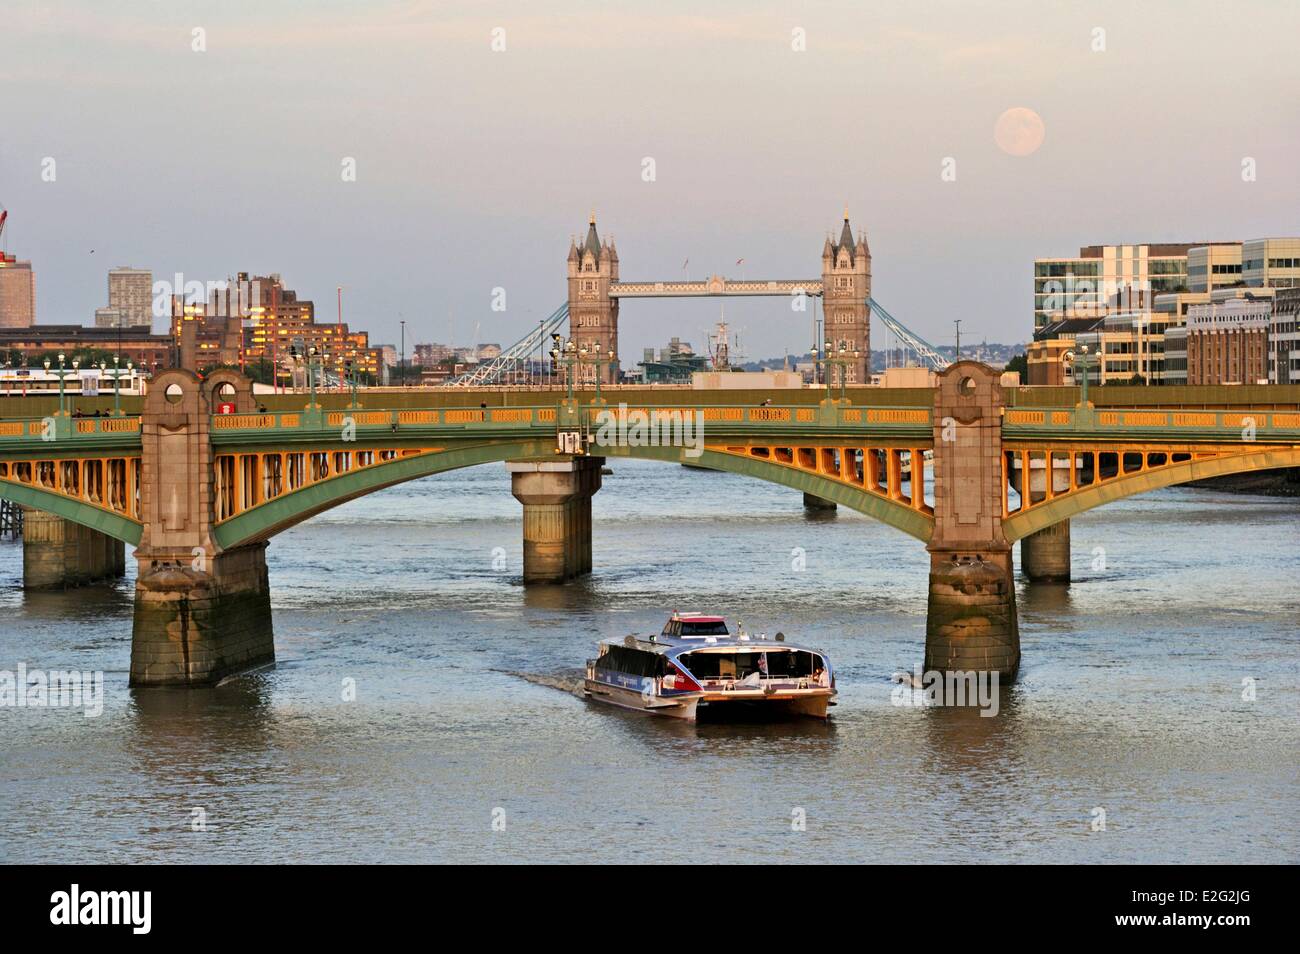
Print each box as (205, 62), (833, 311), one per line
(1, 459), (1296, 863)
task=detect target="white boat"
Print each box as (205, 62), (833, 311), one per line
(584, 612), (836, 721)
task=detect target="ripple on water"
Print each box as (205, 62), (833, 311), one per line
(1, 462), (1296, 863)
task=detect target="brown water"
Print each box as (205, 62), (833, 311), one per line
(1, 460), (1297, 863)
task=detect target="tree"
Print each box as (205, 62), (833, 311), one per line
(1004, 353), (1028, 377)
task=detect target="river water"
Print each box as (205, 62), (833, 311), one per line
(1, 459), (1297, 863)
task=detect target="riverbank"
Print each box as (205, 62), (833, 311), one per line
(1189, 467), (1300, 497)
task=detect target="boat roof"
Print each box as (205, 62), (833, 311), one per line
(599, 633), (826, 656)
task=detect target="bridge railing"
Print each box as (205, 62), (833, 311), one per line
(4, 403), (1299, 448)
(201, 403), (937, 438)
(1004, 406), (1300, 438)
(0, 415), (143, 443)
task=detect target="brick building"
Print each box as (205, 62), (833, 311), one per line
(1183, 299), (1271, 385)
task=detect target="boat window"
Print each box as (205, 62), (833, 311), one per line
(679, 650), (822, 679)
(678, 620), (729, 637)
(595, 645), (669, 677)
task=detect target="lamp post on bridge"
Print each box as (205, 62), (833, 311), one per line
(101, 355), (132, 417)
(811, 339), (859, 405)
(44, 353), (78, 419)
(550, 334), (578, 407)
(1063, 343), (1097, 407)
(345, 359), (359, 409)
(585, 340), (615, 405)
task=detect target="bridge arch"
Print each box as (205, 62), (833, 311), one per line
(1003, 446), (1300, 542)
(211, 438), (935, 550)
(0, 481), (142, 545)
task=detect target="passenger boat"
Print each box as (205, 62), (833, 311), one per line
(584, 612), (835, 721)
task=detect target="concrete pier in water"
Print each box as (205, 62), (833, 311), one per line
(508, 456), (603, 583)
(1020, 520), (1071, 583)
(22, 508), (125, 589)
(802, 492), (837, 512)
(129, 369), (274, 687)
(924, 363), (1020, 678)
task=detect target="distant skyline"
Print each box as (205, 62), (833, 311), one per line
(1, 0), (1296, 359)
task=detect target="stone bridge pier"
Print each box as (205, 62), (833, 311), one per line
(1010, 460), (1072, 583)
(22, 508), (125, 589)
(925, 362), (1020, 678)
(508, 456), (603, 583)
(129, 369), (274, 687)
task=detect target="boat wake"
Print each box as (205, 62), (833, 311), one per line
(496, 668), (587, 698)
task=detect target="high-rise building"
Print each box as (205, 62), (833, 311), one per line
(208, 272), (380, 381)
(821, 211), (872, 383)
(1032, 243), (1236, 332)
(1242, 237), (1300, 289)
(1186, 244), (1243, 293)
(1270, 287), (1300, 385)
(1030, 235), (1297, 386)
(94, 267), (154, 328)
(0, 253), (36, 329)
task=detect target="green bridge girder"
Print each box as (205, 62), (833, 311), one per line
(210, 437), (936, 549)
(1, 398), (1298, 548)
(0, 480), (142, 545)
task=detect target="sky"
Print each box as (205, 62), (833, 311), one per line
(1, 0), (1297, 361)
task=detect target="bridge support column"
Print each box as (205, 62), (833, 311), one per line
(129, 368), (273, 687)
(802, 492), (837, 512)
(21, 507), (125, 589)
(925, 362), (1020, 679)
(1020, 520), (1070, 583)
(924, 549), (1020, 676)
(508, 457), (603, 583)
(130, 543), (274, 687)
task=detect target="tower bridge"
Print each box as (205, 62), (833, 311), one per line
(454, 208), (945, 388)
(565, 209), (872, 385)
(2, 364), (1298, 688)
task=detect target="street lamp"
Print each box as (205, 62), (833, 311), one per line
(825, 338), (837, 401)
(1063, 343), (1097, 407)
(550, 336), (579, 404)
(307, 346), (319, 408)
(836, 341), (859, 403)
(45, 352), (76, 417)
(100, 356), (129, 417)
(813, 339), (857, 403)
(585, 339), (615, 404)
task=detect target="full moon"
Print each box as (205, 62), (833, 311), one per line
(994, 107), (1045, 156)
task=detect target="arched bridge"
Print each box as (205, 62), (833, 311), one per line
(1, 364), (1297, 687)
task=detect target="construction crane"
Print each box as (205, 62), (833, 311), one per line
(0, 207), (8, 249)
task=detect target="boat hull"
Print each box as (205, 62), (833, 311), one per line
(584, 679), (832, 722)
(583, 680), (699, 719)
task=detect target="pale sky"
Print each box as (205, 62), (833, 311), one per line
(1, 0), (1297, 359)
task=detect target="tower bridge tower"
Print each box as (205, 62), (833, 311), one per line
(821, 209), (872, 383)
(566, 213), (620, 384)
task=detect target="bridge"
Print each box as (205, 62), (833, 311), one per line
(2, 363), (1297, 687)
(456, 208), (958, 387)
(457, 210), (877, 387)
